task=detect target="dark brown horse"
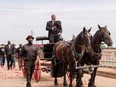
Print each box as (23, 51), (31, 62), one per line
(80, 25), (113, 87)
(52, 27), (92, 87)
(72, 27), (92, 87)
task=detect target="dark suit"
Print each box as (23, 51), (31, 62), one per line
(4, 44), (15, 70)
(46, 20), (62, 43)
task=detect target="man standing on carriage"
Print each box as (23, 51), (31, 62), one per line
(46, 14), (63, 43)
(21, 35), (40, 87)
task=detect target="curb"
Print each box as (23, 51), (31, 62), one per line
(97, 68), (116, 79)
(83, 67), (116, 79)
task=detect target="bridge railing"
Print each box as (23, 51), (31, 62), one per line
(100, 49), (116, 68)
(100, 59), (116, 68)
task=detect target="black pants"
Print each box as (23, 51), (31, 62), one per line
(24, 61), (35, 86)
(1, 57), (5, 66)
(49, 34), (60, 43)
(6, 55), (13, 70)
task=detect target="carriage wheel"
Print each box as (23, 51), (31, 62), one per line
(34, 69), (41, 82)
(34, 63), (41, 82)
(21, 60), (26, 78)
(22, 67), (26, 78)
(66, 71), (75, 81)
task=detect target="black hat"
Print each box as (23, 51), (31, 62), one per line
(26, 35), (34, 40)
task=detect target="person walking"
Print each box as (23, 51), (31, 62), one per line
(15, 44), (23, 70)
(21, 35), (40, 87)
(12, 44), (16, 68)
(1, 44), (5, 67)
(4, 41), (15, 70)
(0, 46), (5, 67)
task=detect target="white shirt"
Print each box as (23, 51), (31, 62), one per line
(8, 44), (11, 49)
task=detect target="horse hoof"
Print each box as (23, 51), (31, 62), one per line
(93, 85), (96, 87)
(69, 84), (73, 87)
(54, 83), (58, 87)
(75, 84), (83, 87)
(64, 85), (68, 87)
(88, 84), (96, 87)
(63, 83), (68, 87)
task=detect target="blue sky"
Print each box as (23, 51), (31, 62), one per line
(0, 0), (116, 46)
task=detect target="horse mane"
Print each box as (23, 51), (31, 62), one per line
(91, 30), (100, 45)
(73, 31), (85, 54)
(91, 30), (102, 53)
(75, 31), (83, 46)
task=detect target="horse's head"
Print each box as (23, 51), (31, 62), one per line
(98, 25), (113, 46)
(79, 27), (92, 52)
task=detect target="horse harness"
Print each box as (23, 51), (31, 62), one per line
(71, 39), (85, 64)
(90, 30), (104, 59)
(52, 41), (72, 68)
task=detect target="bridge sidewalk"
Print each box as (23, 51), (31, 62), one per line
(97, 67), (116, 79)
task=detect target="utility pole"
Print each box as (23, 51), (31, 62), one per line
(31, 30), (33, 36)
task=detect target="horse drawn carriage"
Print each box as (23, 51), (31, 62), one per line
(22, 25), (112, 87)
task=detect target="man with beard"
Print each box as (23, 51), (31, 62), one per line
(21, 35), (40, 87)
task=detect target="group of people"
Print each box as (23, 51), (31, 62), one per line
(0, 41), (16, 69)
(0, 14), (62, 87)
(0, 35), (40, 87)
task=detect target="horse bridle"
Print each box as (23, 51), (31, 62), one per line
(80, 33), (87, 45)
(71, 38), (85, 64)
(97, 30), (105, 42)
(80, 35), (84, 45)
(81, 31), (92, 46)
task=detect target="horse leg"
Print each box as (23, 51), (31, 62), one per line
(54, 68), (58, 86)
(54, 64), (59, 86)
(76, 69), (83, 87)
(53, 57), (58, 86)
(69, 62), (75, 87)
(62, 63), (68, 87)
(69, 70), (73, 87)
(88, 67), (97, 87)
(54, 76), (58, 86)
(63, 74), (68, 87)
